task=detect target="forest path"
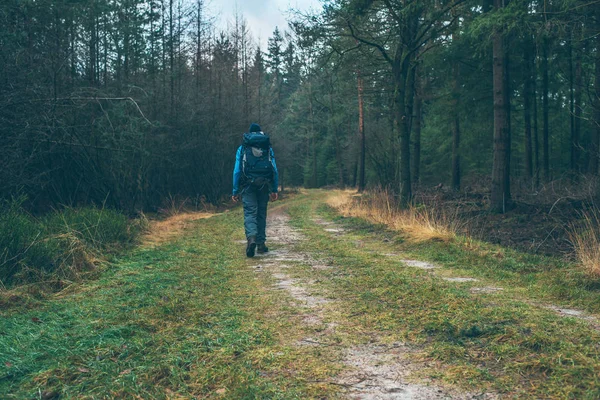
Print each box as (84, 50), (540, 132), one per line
(2, 190), (600, 399)
(269, 190), (600, 399)
(250, 204), (490, 399)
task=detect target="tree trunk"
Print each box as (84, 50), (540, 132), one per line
(393, 51), (412, 207)
(330, 74), (345, 187)
(412, 76), (422, 185)
(533, 49), (540, 187)
(523, 42), (533, 179)
(504, 49), (512, 202)
(357, 70), (366, 192)
(490, 0), (511, 213)
(309, 82), (317, 187)
(569, 28), (576, 174)
(89, 7), (97, 85)
(452, 108), (460, 191)
(451, 63), (460, 191)
(169, 0), (175, 118)
(451, 11), (461, 191)
(574, 28), (583, 174)
(406, 64), (417, 146)
(542, 38), (550, 181)
(591, 27), (600, 175)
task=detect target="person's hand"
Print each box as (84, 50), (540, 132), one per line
(232, 195), (239, 203)
(270, 192), (278, 201)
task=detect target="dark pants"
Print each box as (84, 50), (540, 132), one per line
(242, 185), (270, 243)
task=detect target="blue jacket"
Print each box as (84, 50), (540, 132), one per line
(232, 145), (278, 195)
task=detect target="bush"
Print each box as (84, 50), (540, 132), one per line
(569, 209), (600, 278)
(43, 207), (137, 251)
(327, 188), (461, 243)
(0, 201), (139, 289)
(0, 201), (58, 286)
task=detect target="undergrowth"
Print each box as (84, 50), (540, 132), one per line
(0, 198), (143, 291)
(569, 209), (600, 278)
(327, 188), (461, 242)
(332, 188), (600, 283)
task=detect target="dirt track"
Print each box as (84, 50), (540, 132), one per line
(247, 206), (495, 399)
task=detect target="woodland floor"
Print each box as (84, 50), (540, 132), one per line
(413, 184), (591, 257)
(2, 190), (600, 399)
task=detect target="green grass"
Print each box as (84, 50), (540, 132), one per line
(0, 208), (339, 399)
(4, 190), (600, 398)
(283, 190), (600, 398)
(0, 200), (140, 288)
(43, 206), (137, 251)
(318, 200), (600, 314)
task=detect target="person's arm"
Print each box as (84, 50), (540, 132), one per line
(232, 146), (243, 196)
(270, 147), (279, 193)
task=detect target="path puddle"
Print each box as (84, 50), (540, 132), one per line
(521, 301), (600, 331)
(297, 337), (323, 347)
(543, 304), (599, 325)
(401, 260), (438, 270)
(271, 274), (329, 307)
(470, 287), (504, 294)
(443, 277), (478, 283)
(313, 217), (347, 235)
(263, 249), (310, 262)
(314, 218), (335, 226)
(312, 264), (333, 270)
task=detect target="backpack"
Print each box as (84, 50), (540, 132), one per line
(241, 133), (274, 188)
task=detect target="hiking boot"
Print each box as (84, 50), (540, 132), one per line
(257, 243), (269, 254)
(246, 236), (257, 258)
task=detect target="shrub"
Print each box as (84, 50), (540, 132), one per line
(43, 207), (137, 251)
(569, 209), (600, 278)
(327, 188), (461, 242)
(0, 201), (139, 289)
(0, 201), (58, 286)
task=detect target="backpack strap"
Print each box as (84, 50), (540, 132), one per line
(241, 145), (248, 175)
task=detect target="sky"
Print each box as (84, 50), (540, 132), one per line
(211, 0), (323, 50)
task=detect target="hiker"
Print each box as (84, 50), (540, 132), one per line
(232, 123), (279, 257)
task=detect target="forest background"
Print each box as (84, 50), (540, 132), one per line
(2, 0), (600, 285)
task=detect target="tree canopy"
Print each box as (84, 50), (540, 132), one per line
(1, 0), (599, 213)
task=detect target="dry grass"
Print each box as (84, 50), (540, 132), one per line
(568, 209), (600, 277)
(143, 212), (217, 246)
(158, 194), (218, 216)
(326, 188), (461, 242)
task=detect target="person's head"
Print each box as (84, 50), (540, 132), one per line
(249, 123), (262, 133)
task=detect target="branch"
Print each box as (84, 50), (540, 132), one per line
(345, 19), (393, 65)
(382, 0), (402, 24)
(413, 0), (465, 50)
(1, 97), (155, 126)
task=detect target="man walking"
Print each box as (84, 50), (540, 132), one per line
(232, 123), (279, 257)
